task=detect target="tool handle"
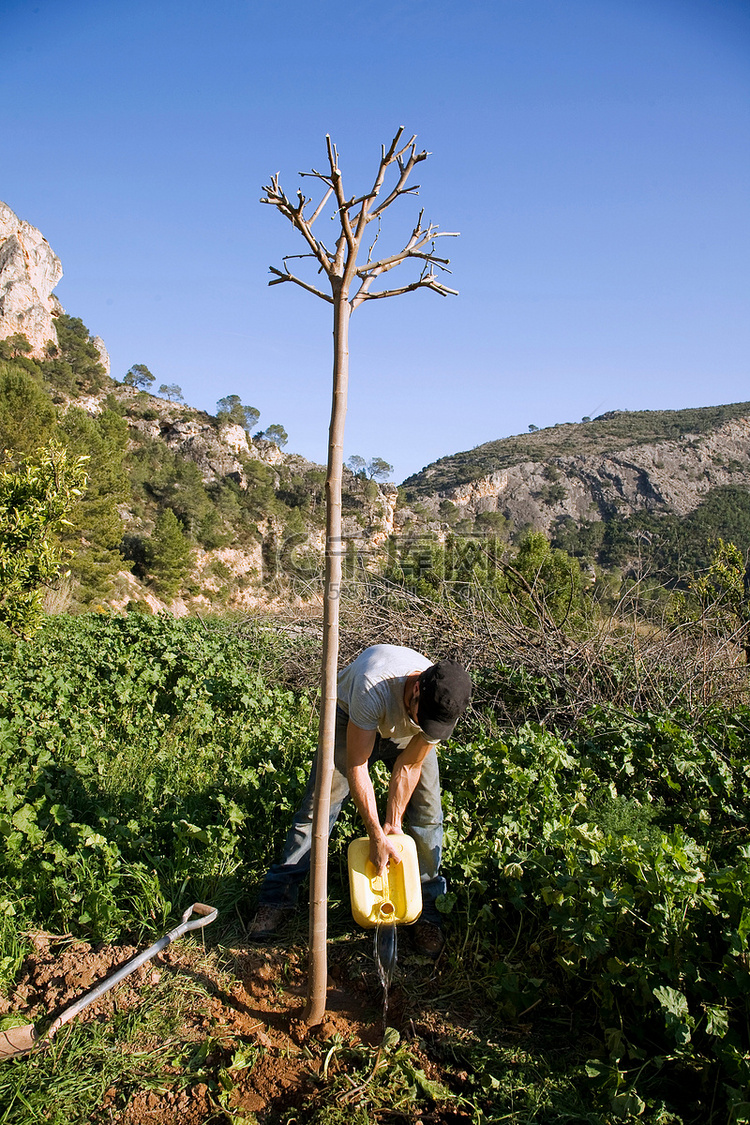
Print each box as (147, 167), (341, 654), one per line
(175, 903), (218, 933)
(44, 903), (218, 1040)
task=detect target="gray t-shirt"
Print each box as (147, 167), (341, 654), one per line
(337, 644), (436, 748)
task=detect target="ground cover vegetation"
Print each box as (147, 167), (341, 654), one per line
(0, 576), (748, 1123)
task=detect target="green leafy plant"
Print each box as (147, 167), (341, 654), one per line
(0, 445), (88, 635)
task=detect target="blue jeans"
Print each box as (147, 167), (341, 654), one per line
(259, 707), (446, 924)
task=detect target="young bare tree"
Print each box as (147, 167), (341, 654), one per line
(261, 127), (458, 1025)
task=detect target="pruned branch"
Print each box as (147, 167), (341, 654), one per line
(309, 186), (334, 225)
(356, 212), (458, 279)
(299, 168), (335, 190)
(370, 145), (429, 218)
(267, 265), (333, 303)
(317, 137), (355, 273)
(352, 211), (458, 303)
(365, 215), (383, 265)
(353, 276), (459, 304)
(357, 243), (455, 279)
(261, 174), (333, 273)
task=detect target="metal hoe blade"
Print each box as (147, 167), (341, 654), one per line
(0, 903), (218, 1061)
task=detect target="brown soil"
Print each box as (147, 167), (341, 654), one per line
(0, 928), (488, 1123)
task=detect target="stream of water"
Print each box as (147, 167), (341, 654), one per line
(374, 922), (398, 1026)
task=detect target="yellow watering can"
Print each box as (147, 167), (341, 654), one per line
(347, 833), (422, 928)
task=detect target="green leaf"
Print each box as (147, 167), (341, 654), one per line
(705, 1005), (730, 1037)
(653, 985), (689, 1020)
(737, 907), (750, 949)
(435, 891), (457, 915)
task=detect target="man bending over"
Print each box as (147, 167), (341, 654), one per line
(248, 644), (472, 958)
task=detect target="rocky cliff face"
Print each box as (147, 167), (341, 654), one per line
(0, 201), (63, 357)
(406, 414), (750, 534)
(66, 381), (397, 614)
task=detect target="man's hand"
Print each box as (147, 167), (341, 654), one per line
(369, 828), (402, 877)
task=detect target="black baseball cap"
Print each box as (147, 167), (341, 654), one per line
(417, 660), (472, 742)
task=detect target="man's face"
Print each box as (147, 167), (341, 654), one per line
(406, 677), (420, 726)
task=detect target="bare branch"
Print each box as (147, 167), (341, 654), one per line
(365, 216), (383, 265)
(282, 248), (336, 268)
(324, 135), (356, 260)
(282, 252), (323, 262)
(309, 186), (334, 225)
(370, 146), (429, 218)
(326, 136), (340, 175)
(347, 191), (379, 212)
(261, 173), (333, 273)
(351, 129), (420, 241)
(352, 275), (458, 305)
(394, 136), (419, 161)
(357, 248), (453, 279)
(382, 127), (407, 162)
(352, 224), (458, 305)
(300, 167), (335, 188)
(267, 265), (333, 303)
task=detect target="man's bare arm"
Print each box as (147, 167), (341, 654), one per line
(384, 736), (436, 835)
(346, 721), (403, 875)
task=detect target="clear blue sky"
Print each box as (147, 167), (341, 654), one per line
(3, 0), (749, 483)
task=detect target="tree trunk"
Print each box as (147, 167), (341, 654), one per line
(305, 290), (350, 1026)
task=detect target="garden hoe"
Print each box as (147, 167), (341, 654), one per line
(0, 902), (218, 1061)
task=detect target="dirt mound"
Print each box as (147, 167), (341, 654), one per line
(1, 928), (479, 1123)
(0, 932), (148, 1022)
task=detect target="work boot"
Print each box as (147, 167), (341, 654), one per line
(246, 904), (294, 942)
(411, 921), (445, 960)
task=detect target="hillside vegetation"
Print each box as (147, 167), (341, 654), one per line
(395, 403), (750, 591)
(4, 314), (750, 624)
(404, 403), (750, 494)
(0, 318), (391, 616)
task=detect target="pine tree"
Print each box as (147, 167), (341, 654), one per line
(59, 408), (130, 601)
(147, 509), (194, 598)
(0, 365), (58, 458)
(45, 315), (107, 394)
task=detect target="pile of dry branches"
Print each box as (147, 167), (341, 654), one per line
(245, 571), (750, 731)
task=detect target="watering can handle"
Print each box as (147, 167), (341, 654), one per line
(44, 903), (219, 1040)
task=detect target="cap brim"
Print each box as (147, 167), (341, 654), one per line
(418, 715), (457, 743)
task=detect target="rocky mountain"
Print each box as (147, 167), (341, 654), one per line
(0, 200), (63, 358)
(80, 381), (398, 616)
(0, 200), (398, 616)
(0, 200), (109, 370)
(401, 404), (750, 542)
